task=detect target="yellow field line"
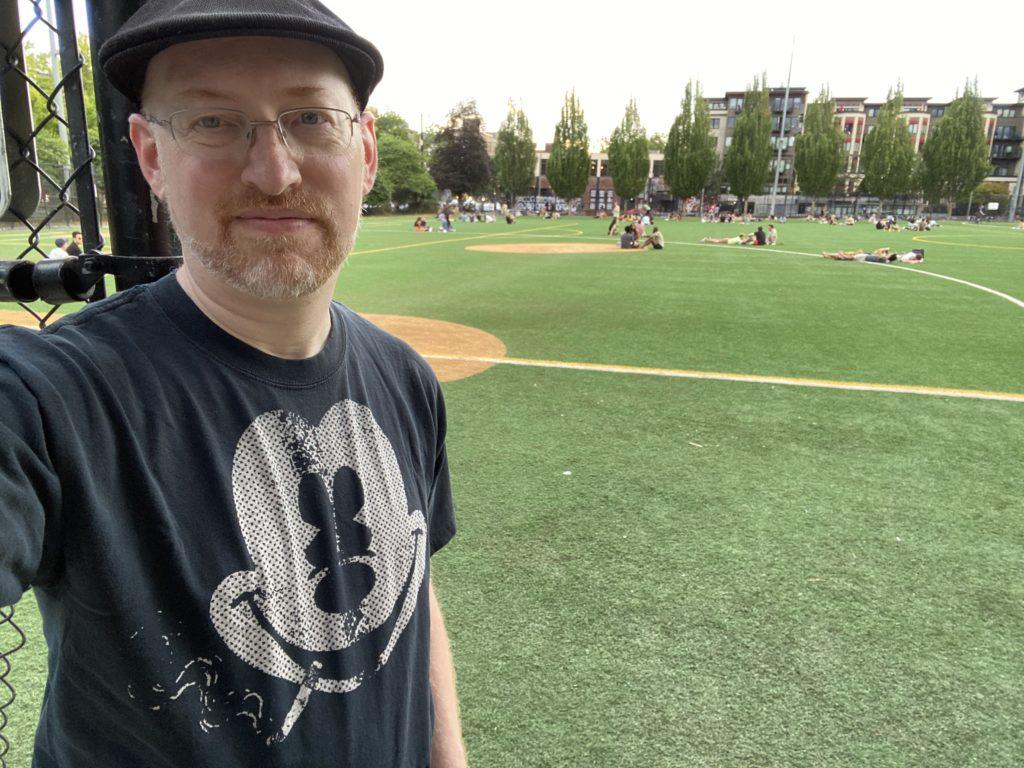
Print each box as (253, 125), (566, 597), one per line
(911, 234), (1024, 251)
(423, 353), (1024, 403)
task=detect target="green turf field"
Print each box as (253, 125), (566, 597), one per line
(2, 217), (1023, 766)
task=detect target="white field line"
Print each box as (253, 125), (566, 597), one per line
(423, 353), (1024, 404)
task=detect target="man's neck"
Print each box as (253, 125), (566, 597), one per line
(176, 262), (336, 360)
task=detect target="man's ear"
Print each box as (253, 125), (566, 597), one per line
(358, 111), (378, 196)
(128, 113), (166, 200)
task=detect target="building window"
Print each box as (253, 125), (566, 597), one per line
(652, 160), (664, 177)
(867, 107), (879, 118)
(708, 100), (726, 111)
(540, 159), (547, 175)
(725, 136), (733, 147)
(931, 106), (945, 118)
(727, 116), (736, 128)
(728, 97), (744, 110)
(711, 118), (720, 129)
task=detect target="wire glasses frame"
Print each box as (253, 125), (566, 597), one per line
(143, 107), (361, 161)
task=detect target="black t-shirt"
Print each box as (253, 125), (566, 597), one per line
(0, 273), (456, 767)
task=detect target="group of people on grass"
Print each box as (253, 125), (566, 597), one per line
(701, 225), (778, 247)
(620, 225), (664, 250)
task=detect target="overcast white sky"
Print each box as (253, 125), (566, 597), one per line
(35, 0), (1024, 149)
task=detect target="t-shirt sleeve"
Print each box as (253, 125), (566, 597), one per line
(0, 360), (62, 606)
(426, 386), (456, 556)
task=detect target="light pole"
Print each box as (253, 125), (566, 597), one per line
(769, 36), (795, 217)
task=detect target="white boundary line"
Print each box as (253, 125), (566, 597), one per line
(423, 353), (1024, 403)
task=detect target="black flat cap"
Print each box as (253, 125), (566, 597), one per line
(98, 0), (383, 109)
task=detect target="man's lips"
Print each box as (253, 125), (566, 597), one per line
(233, 209), (319, 233)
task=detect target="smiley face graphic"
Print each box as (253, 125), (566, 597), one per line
(210, 400), (426, 701)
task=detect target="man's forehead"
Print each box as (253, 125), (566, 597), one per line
(144, 37), (355, 106)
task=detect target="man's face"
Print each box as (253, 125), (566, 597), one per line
(130, 37), (377, 299)
(73, 233), (82, 246)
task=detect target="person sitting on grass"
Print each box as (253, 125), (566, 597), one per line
(619, 224), (640, 249)
(753, 226), (767, 246)
(701, 233), (756, 245)
(820, 247), (893, 263)
(767, 224), (778, 245)
(413, 217), (430, 232)
(638, 227), (664, 250)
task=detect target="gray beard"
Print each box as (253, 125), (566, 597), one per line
(181, 216), (360, 300)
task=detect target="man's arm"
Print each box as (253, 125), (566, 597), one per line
(429, 578), (467, 767)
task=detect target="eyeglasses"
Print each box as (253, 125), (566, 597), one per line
(144, 107), (360, 161)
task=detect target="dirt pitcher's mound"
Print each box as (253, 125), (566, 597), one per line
(0, 309), (504, 383)
(365, 314), (505, 382)
(466, 242), (622, 254)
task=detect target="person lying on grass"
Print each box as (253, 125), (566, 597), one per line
(821, 248), (895, 263)
(701, 233), (756, 245)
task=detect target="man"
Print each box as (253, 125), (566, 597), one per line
(65, 230), (83, 256)
(893, 248), (925, 264)
(0, 2), (465, 766)
(45, 236), (69, 259)
(638, 226), (664, 250)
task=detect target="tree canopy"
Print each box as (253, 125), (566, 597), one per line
(793, 87), (846, 200)
(859, 87), (915, 202)
(920, 82), (991, 213)
(664, 81), (717, 201)
(546, 91), (590, 202)
(724, 75), (773, 211)
(494, 101), (536, 202)
(607, 98), (649, 202)
(428, 100), (492, 199)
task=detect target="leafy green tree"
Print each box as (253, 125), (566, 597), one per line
(648, 133), (667, 152)
(24, 37), (101, 186)
(607, 98), (649, 205)
(493, 101), (536, 205)
(859, 87), (915, 208)
(724, 75), (773, 214)
(664, 81), (717, 204)
(547, 91), (590, 203)
(920, 82), (992, 216)
(369, 112), (436, 212)
(428, 100), (492, 199)
(793, 87), (846, 207)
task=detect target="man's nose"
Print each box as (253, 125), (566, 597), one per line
(239, 123), (302, 196)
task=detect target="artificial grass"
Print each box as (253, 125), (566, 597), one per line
(1, 216), (1022, 766)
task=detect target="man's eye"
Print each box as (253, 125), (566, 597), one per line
(196, 115), (223, 129)
(299, 111), (325, 125)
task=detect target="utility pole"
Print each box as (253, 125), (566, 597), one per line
(768, 36), (795, 217)
(45, 0), (70, 182)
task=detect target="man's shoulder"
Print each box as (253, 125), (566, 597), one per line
(333, 302), (441, 389)
(0, 283), (153, 381)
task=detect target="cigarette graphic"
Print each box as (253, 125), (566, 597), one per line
(268, 661), (323, 745)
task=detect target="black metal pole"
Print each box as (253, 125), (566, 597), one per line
(85, 0), (175, 291)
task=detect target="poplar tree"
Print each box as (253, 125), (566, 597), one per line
(429, 100), (492, 200)
(607, 98), (649, 206)
(546, 91), (591, 203)
(724, 75), (773, 214)
(859, 87), (915, 208)
(920, 82), (991, 216)
(664, 81), (717, 203)
(793, 87), (846, 208)
(494, 101), (536, 205)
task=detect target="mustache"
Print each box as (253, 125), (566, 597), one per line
(215, 190), (335, 229)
